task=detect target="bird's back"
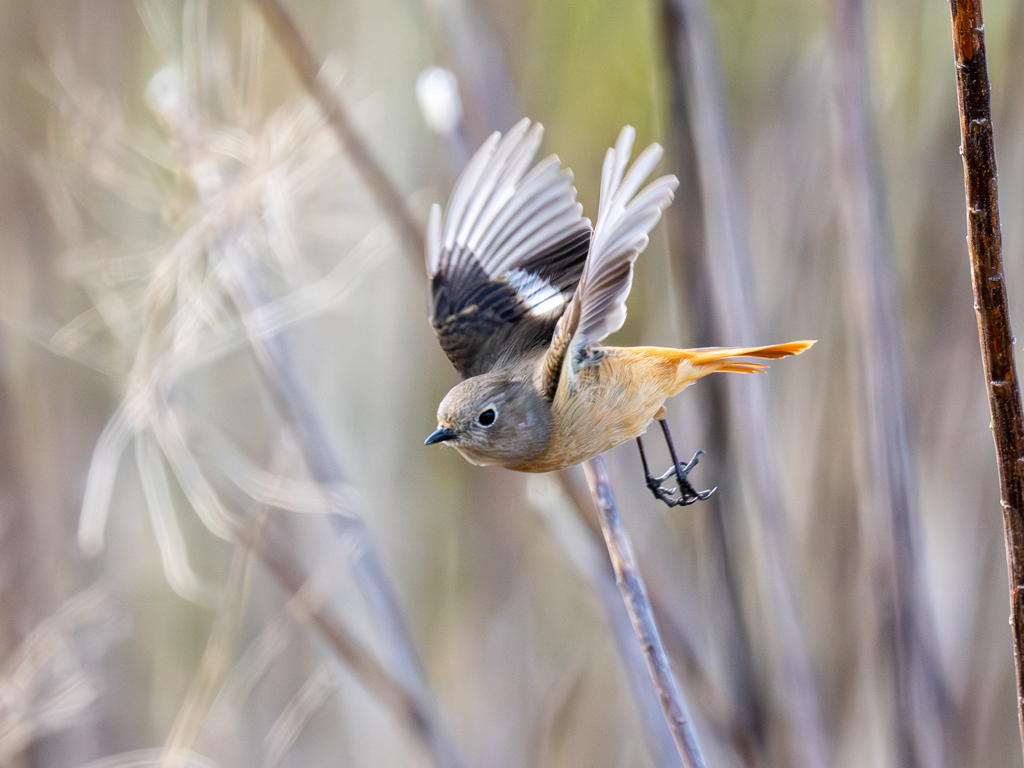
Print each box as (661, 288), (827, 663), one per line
(512, 341), (813, 472)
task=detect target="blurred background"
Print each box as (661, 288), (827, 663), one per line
(1, 0), (1023, 766)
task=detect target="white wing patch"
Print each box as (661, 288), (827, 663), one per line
(506, 269), (566, 316)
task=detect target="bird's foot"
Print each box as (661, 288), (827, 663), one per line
(643, 449), (716, 507)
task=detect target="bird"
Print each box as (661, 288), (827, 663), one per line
(424, 118), (813, 506)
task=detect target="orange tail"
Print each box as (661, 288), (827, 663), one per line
(673, 340), (815, 391)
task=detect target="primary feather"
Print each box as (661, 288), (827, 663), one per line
(542, 126), (679, 397)
(576, 127), (678, 346)
(428, 119), (592, 378)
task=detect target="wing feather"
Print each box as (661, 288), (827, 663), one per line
(441, 131), (501, 252)
(453, 120), (538, 249)
(428, 120), (592, 378)
(540, 126), (678, 398)
(475, 157), (562, 258)
(573, 129), (677, 346)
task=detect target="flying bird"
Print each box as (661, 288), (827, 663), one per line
(424, 119), (813, 505)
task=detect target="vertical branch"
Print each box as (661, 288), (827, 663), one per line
(583, 455), (707, 768)
(829, 1), (951, 766)
(249, 0), (425, 262)
(948, 0), (1024, 755)
(544, 473), (686, 768)
(660, 0), (830, 765)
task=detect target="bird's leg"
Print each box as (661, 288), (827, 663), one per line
(637, 435), (680, 506)
(636, 418), (716, 507)
(658, 418), (716, 505)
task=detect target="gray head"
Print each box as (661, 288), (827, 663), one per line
(425, 372), (551, 468)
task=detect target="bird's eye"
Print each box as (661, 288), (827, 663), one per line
(478, 408), (496, 426)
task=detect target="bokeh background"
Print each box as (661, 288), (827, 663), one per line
(1, 0), (1024, 766)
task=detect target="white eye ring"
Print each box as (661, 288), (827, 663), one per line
(478, 407), (497, 427)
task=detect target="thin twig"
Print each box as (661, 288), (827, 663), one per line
(249, 0), (425, 262)
(163, 541), (255, 765)
(583, 455), (707, 768)
(660, 1), (830, 765)
(948, 0), (1024, 755)
(540, 474), (685, 768)
(555, 469), (765, 767)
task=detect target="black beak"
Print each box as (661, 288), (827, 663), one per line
(425, 427), (458, 446)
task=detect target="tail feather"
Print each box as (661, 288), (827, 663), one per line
(671, 339), (815, 394)
(715, 361), (769, 374)
(687, 340), (815, 365)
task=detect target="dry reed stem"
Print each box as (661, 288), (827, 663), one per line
(583, 455), (707, 768)
(247, 517), (443, 756)
(162, 542), (255, 765)
(948, 0), (1024, 755)
(249, 0), (425, 262)
(660, 11), (772, 764)
(554, 469), (765, 766)
(540, 474), (686, 768)
(660, 0), (830, 765)
(225, 237), (464, 768)
(830, 1), (952, 765)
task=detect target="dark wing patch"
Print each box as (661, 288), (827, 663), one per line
(431, 229), (590, 377)
(518, 227), (591, 291)
(427, 119), (592, 378)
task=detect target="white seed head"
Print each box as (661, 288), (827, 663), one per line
(416, 66), (463, 135)
(145, 64), (188, 129)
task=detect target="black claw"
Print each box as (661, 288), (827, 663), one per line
(636, 429), (716, 508)
(682, 449), (704, 473)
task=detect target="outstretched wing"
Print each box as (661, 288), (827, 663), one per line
(428, 119), (592, 378)
(541, 126), (679, 398)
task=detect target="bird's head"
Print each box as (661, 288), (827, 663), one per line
(425, 372), (551, 467)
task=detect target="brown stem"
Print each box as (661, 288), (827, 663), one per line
(582, 455), (707, 768)
(249, 0), (425, 263)
(948, 0), (1024, 753)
